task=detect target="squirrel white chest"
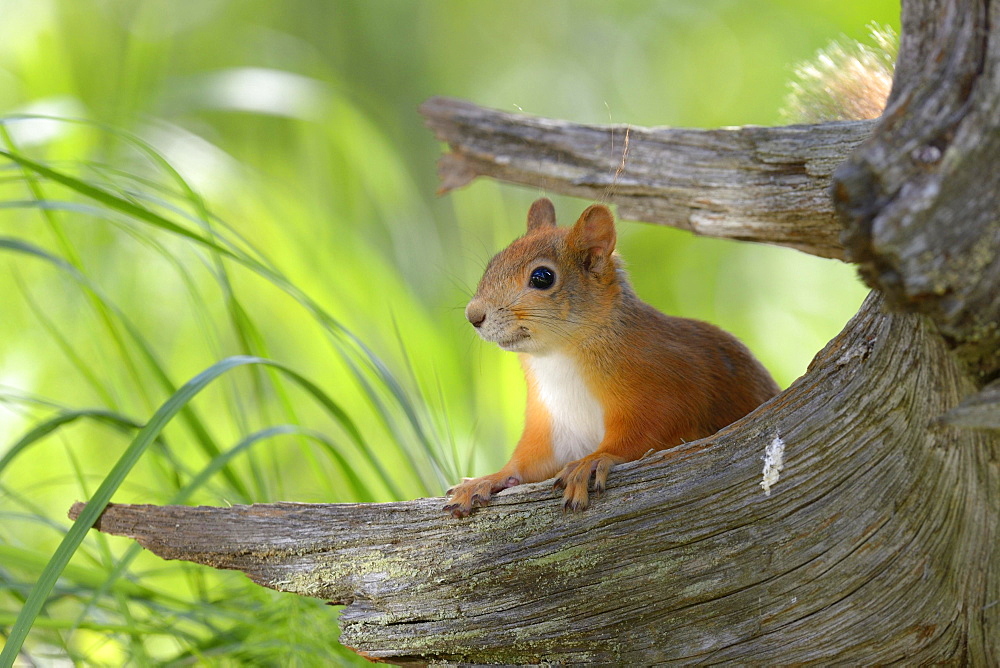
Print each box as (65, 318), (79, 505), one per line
(526, 353), (606, 465)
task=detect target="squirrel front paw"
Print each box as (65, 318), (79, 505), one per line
(553, 453), (626, 512)
(443, 473), (520, 518)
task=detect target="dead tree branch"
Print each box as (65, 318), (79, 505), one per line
(421, 96), (875, 260)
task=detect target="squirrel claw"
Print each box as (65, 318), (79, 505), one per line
(444, 501), (481, 519)
(563, 498), (588, 513)
(444, 473), (521, 518)
(553, 453), (626, 513)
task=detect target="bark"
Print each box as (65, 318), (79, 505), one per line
(421, 96), (874, 260)
(69, 0), (1000, 664)
(833, 0), (1000, 382)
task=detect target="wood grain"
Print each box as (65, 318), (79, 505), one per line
(421, 96), (876, 260)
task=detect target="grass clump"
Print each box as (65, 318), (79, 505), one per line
(0, 117), (451, 665)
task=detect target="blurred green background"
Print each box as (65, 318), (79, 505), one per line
(0, 0), (895, 664)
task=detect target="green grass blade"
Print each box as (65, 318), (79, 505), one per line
(16, 274), (120, 408)
(0, 355), (265, 667)
(0, 149), (240, 260)
(0, 614), (158, 635)
(176, 425), (371, 507)
(0, 545), (186, 606)
(267, 362), (404, 499)
(0, 409), (141, 477)
(0, 236), (253, 500)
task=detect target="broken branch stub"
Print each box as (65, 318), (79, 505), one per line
(421, 96), (876, 260)
(69, 294), (1000, 664)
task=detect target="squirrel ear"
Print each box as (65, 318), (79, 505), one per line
(568, 204), (616, 273)
(526, 198), (557, 231)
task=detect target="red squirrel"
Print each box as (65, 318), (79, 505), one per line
(444, 199), (780, 517)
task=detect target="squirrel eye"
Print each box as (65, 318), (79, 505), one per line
(528, 266), (555, 290)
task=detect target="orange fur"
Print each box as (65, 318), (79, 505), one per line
(447, 199), (780, 517)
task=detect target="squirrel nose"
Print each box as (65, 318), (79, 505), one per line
(466, 301), (487, 328)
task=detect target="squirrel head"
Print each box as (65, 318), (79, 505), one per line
(465, 198), (624, 355)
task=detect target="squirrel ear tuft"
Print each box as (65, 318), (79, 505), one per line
(526, 198), (557, 231)
(568, 204), (616, 273)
